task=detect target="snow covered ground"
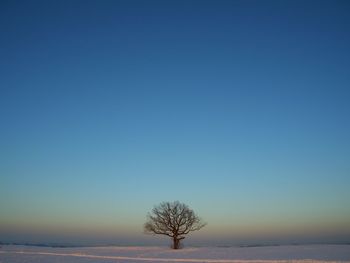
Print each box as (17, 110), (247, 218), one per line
(0, 244), (349, 262)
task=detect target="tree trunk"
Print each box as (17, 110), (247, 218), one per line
(172, 237), (180, 249)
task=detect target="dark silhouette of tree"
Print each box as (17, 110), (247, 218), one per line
(144, 201), (206, 249)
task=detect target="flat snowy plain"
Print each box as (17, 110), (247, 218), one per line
(0, 244), (349, 263)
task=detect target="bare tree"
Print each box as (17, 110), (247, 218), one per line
(144, 201), (206, 249)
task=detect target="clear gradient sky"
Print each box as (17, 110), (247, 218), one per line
(1, 0), (350, 246)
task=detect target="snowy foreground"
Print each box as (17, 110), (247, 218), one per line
(0, 245), (350, 263)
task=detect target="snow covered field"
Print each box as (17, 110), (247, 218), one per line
(0, 244), (349, 263)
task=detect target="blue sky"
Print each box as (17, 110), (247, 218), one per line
(1, 0), (350, 245)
